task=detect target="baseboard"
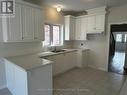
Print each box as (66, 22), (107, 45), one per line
(88, 65), (107, 71)
(0, 85), (6, 90)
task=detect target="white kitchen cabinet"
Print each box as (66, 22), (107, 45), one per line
(5, 59), (52, 95)
(81, 17), (87, 40)
(28, 64), (52, 95)
(43, 51), (77, 76)
(5, 60), (28, 95)
(22, 5), (35, 41)
(87, 13), (106, 34)
(65, 15), (75, 40)
(64, 52), (77, 70)
(77, 49), (89, 68)
(95, 14), (105, 31)
(75, 17), (81, 40)
(0, 1), (44, 42)
(1, 4), (22, 42)
(87, 15), (95, 33)
(34, 8), (44, 41)
(75, 16), (87, 40)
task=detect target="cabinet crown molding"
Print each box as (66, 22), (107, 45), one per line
(86, 6), (106, 15)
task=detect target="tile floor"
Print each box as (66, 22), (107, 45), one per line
(53, 67), (126, 95)
(0, 67), (126, 95)
(0, 88), (12, 95)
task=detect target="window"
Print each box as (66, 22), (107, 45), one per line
(116, 34), (122, 42)
(124, 34), (127, 42)
(43, 24), (63, 46)
(43, 25), (50, 46)
(116, 33), (127, 43)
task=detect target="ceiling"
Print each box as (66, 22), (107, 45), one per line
(42, 0), (127, 11)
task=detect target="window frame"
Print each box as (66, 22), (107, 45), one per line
(116, 33), (127, 43)
(43, 23), (63, 47)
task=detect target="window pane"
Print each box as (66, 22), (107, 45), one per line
(116, 34), (122, 42)
(43, 25), (50, 46)
(52, 26), (60, 46)
(124, 34), (127, 42)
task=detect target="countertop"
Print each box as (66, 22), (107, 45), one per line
(4, 48), (89, 71)
(5, 54), (53, 71)
(38, 48), (89, 58)
(38, 49), (78, 57)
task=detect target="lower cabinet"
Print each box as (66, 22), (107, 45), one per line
(77, 50), (89, 68)
(5, 60), (52, 95)
(43, 52), (77, 76)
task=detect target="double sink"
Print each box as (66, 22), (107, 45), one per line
(51, 49), (66, 53)
(38, 49), (78, 58)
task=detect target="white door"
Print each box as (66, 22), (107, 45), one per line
(8, 4), (22, 42)
(95, 14), (105, 32)
(34, 8), (44, 41)
(22, 5), (34, 41)
(87, 15), (96, 33)
(75, 18), (81, 40)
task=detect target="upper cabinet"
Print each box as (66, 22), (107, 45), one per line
(64, 6), (106, 41)
(64, 15), (87, 41)
(75, 16), (87, 40)
(0, 1), (44, 42)
(22, 5), (35, 41)
(86, 6), (106, 34)
(64, 15), (75, 40)
(87, 13), (105, 34)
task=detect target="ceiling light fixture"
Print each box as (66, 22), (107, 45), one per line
(56, 6), (62, 12)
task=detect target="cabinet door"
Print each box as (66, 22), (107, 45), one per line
(75, 18), (81, 40)
(81, 17), (87, 40)
(87, 15), (96, 33)
(22, 5), (34, 41)
(70, 17), (75, 40)
(65, 16), (70, 40)
(34, 8), (44, 41)
(64, 52), (77, 70)
(5, 61), (15, 94)
(8, 4), (22, 42)
(14, 66), (28, 95)
(28, 65), (52, 95)
(65, 16), (75, 40)
(95, 14), (105, 31)
(54, 54), (65, 75)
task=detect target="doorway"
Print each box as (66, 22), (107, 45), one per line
(108, 24), (127, 75)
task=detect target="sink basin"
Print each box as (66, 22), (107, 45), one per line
(51, 50), (66, 53)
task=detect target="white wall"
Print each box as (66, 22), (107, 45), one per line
(73, 34), (108, 71)
(73, 4), (127, 71)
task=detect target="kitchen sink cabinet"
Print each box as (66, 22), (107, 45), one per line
(43, 51), (77, 76)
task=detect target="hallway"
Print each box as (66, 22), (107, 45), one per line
(109, 52), (127, 75)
